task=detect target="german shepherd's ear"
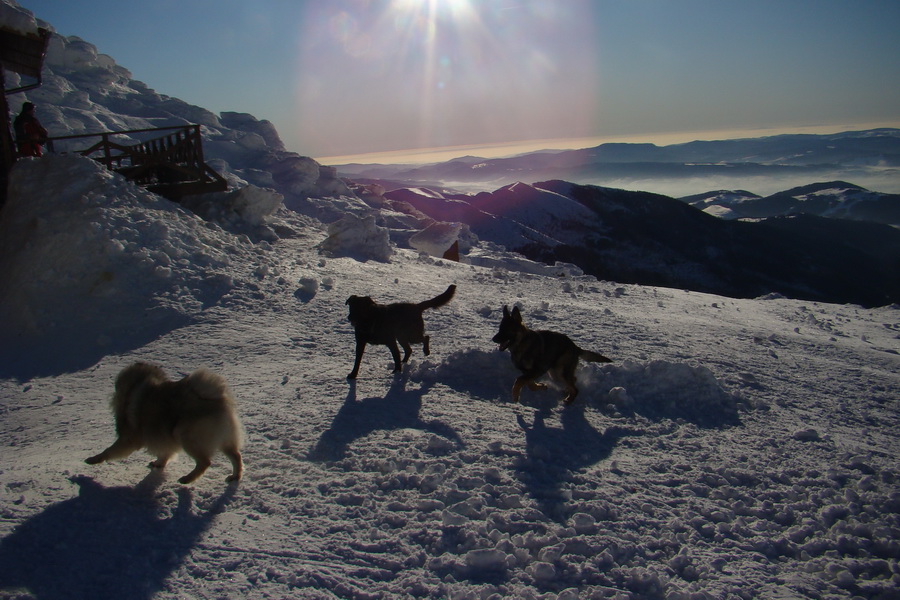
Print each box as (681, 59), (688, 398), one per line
(502, 305), (510, 317)
(511, 306), (522, 322)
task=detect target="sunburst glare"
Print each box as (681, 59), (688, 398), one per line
(383, 0), (492, 148)
(295, 1), (600, 156)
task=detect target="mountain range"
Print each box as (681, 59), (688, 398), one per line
(3, 5), (899, 307)
(380, 181), (900, 308)
(683, 181), (900, 224)
(334, 129), (900, 196)
(334, 136), (900, 308)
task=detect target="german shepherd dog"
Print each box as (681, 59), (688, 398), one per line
(86, 362), (244, 484)
(346, 284), (456, 379)
(492, 305), (612, 404)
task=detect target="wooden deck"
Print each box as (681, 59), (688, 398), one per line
(47, 124), (227, 200)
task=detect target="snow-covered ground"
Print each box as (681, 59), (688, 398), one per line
(1, 156), (898, 600)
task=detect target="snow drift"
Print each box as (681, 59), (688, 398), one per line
(0, 155), (282, 376)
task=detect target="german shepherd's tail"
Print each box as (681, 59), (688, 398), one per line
(580, 349), (612, 363)
(418, 284), (456, 311)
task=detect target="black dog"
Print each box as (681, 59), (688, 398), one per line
(346, 285), (456, 379)
(492, 305), (611, 404)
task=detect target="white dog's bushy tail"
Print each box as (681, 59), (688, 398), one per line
(183, 368), (245, 446)
(184, 368), (232, 402)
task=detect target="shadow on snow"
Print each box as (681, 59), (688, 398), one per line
(514, 404), (636, 522)
(0, 314), (194, 381)
(308, 375), (462, 462)
(0, 472), (235, 600)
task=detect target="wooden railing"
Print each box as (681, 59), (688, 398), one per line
(46, 124), (227, 200)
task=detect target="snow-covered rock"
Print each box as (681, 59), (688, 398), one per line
(316, 212), (393, 262)
(181, 184), (284, 229)
(409, 221), (463, 258)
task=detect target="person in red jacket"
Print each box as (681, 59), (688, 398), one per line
(13, 102), (48, 157)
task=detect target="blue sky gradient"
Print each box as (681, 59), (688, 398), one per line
(19, 0), (900, 161)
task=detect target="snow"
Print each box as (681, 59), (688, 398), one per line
(793, 185), (884, 221)
(683, 191), (761, 221)
(701, 204), (740, 219)
(409, 222), (464, 258)
(1, 1), (899, 598)
(384, 184), (599, 255)
(317, 213), (394, 263)
(1, 155), (899, 600)
(0, 155), (270, 377)
(0, 0), (38, 36)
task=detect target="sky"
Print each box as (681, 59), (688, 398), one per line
(17, 0), (900, 163)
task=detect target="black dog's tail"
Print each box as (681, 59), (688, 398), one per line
(418, 284), (456, 311)
(580, 349), (612, 363)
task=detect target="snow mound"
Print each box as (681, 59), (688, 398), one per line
(589, 359), (740, 426)
(317, 213), (393, 262)
(409, 348), (518, 400)
(411, 350), (738, 427)
(180, 185), (284, 229)
(0, 155), (260, 375)
(409, 221), (463, 258)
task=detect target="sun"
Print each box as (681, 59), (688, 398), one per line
(378, 0), (500, 148)
(390, 0), (476, 24)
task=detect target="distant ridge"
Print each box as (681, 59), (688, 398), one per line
(384, 181), (900, 307)
(336, 128), (900, 198)
(685, 181), (900, 225)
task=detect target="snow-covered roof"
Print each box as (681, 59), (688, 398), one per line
(0, 1), (49, 79)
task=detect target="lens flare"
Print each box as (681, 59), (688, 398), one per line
(294, 1), (600, 157)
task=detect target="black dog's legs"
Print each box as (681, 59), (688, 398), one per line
(400, 341), (413, 364)
(348, 341), (366, 379)
(401, 334), (430, 364)
(387, 340), (403, 373)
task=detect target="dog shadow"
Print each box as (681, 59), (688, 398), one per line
(407, 347), (518, 401)
(308, 375), (462, 462)
(0, 471), (235, 600)
(514, 404), (634, 522)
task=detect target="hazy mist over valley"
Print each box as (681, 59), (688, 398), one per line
(332, 129), (900, 199)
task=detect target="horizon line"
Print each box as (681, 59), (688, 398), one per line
(314, 121), (900, 166)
